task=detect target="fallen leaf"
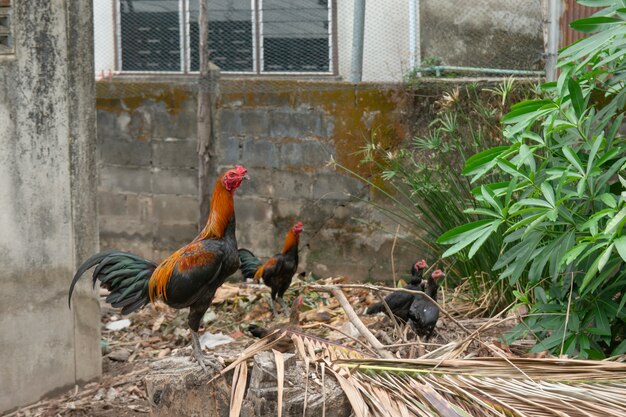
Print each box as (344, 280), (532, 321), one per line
(202, 310), (217, 324)
(152, 315), (165, 332)
(213, 284), (241, 304)
(105, 319), (131, 331)
(105, 387), (118, 401)
(108, 348), (131, 362)
(229, 330), (245, 339)
(157, 348), (171, 359)
(199, 332), (235, 349)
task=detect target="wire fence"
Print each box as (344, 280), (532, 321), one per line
(94, 0), (549, 90)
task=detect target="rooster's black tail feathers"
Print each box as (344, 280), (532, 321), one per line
(68, 250), (157, 315)
(238, 248), (263, 281)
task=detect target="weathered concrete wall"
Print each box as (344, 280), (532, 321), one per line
(0, 1), (101, 414)
(420, 0), (544, 70)
(95, 79), (417, 280)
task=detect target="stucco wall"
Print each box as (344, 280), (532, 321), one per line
(95, 78), (418, 281)
(420, 0), (544, 70)
(0, 1), (101, 413)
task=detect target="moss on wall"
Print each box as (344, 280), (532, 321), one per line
(219, 80), (411, 175)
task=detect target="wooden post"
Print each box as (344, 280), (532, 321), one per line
(197, 0), (219, 227)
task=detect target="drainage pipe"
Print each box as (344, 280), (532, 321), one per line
(416, 65), (545, 77)
(350, 0), (366, 82)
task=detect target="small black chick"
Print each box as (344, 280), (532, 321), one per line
(246, 296), (303, 352)
(408, 269), (444, 339)
(365, 260), (428, 322)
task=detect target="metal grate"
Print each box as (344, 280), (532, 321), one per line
(261, 0), (331, 73)
(0, 0), (12, 55)
(188, 0), (255, 72)
(108, 0), (334, 74)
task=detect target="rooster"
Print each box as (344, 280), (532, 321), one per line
(365, 260), (428, 322)
(408, 269), (444, 339)
(238, 221), (302, 316)
(68, 165), (248, 372)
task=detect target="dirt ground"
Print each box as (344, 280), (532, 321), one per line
(5, 276), (529, 417)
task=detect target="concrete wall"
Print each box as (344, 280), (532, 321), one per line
(420, 0), (544, 70)
(0, 1), (101, 414)
(95, 79), (417, 281)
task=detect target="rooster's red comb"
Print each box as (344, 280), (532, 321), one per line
(416, 260), (428, 269)
(232, 165), (248, 175)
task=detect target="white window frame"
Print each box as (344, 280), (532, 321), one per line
(114, 0), (334, 75)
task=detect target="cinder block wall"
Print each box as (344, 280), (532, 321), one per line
(95, 79), (418, 281)
(97, 83), (200, 260)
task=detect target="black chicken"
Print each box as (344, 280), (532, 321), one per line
(408, 269), (444, 339)
(365, 260), (428, 322)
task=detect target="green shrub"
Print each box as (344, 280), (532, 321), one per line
(337, 81), (538, 313)
(438, 1), (626, 358)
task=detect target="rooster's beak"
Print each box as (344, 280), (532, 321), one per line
(243, 174), (250, 180)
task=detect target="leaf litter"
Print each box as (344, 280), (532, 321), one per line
(7, 275), (623, 416)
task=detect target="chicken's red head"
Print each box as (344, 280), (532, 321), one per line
(293, 221), (303, 235)
(415, 260), (428, 270)
(432, 269), (444, 281)
(222, 165), (248, 192)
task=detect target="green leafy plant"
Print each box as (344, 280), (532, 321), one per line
(438, 1), (626, 358)
(336, 81), (538, 313)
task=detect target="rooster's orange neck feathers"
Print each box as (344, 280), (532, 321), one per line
(195, 178), (235, 241)
(282, 229), (300, 254)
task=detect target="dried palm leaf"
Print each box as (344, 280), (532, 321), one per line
(229, 362), (248, 417)
(328, 356), (626, 416)
(273, 349), (285, 417)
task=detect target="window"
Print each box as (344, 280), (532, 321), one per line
(0, 0), (12, 55)
(189, 0), (254, 72)
(116, 0), (333, 74)
(261, 0), (330, 72)
(119, 0), (182, 71)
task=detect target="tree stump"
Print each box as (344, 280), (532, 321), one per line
(145, 357), (239, 417)
(145, 353), (352, 417)
(244, 351), (352, 417)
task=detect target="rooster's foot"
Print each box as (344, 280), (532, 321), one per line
(190, 331), (222, 374)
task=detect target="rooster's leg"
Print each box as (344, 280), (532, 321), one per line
(188, 302), (221, 374)
(277, 297), (291, 317)
(191, 330), (208, 373)
(269, 297), (277, 317)
(190, 330), (222, 374)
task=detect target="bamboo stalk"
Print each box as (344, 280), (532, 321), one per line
(309, 285), (394, 359)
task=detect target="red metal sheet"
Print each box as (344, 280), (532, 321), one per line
(560, 0), (602, 48)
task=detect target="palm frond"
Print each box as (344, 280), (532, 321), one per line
(329, 357), (626, 417)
